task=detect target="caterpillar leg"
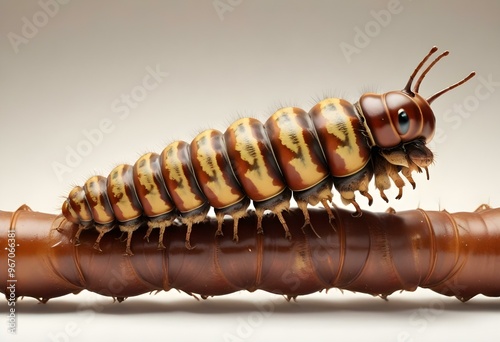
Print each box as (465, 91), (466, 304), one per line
(254, 203), (291, 240)
(294, 200), (322, 238)
(333, 163), (373, 217)
(376, 140), (434, 200)
(376, 140), (434, 202)
(213, 197), (250, 242)
(293, 178), (334, 235)
(320, 198), (336, 229)
(93, 224), (114, 252)
(145, 216), (175, 250)
(184, 221), (195, 250)
(405, 140), (434, 181)
(297, 200), (313, 233)
(342, 195), (362, 217)
(374, 153), (405, 201)
(378, 149), (408, 199)
(254, 188), (292, 239)
(274, 201), (291, 240)
(231, 215), (242, 242)
(230, 209), (249, 243)
(255, 209), (264, 235)
(401, 165), (419, 189)
(387, 168), (405, 200)
(215, 212), (224, 237)
(119, 222), (142, 256)
(359, 189), (374, 206)
(73, 223), (92, 246)
(399, 159), (430, 189)
(180, 206), (209, 250)
(373, 158), (391, 203)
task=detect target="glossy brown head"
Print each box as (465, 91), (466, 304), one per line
(357, 46), (475, 149)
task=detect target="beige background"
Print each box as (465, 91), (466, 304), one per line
(1, 0), (499, 341)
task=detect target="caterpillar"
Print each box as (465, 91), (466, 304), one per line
(2, 204), (500, 303)
(61, 47), (475, 255)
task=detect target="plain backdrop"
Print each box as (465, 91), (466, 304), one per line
(1, 1), (500, 341)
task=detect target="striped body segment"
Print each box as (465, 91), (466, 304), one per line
(190, 129), (249, 240)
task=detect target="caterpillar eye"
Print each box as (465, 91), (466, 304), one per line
(397, 108), (410, 135)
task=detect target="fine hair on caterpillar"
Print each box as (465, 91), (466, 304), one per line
(61, 46), (475, 255)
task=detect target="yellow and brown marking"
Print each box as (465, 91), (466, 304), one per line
(83, 175), (114, 225)
(64, 185), (92, 224)
(160, 141), (209, 249)
(79, 175), (116, 251)
(310, 98), (370, 177)
(224, 117), (286, 202)
(61, 200), (80, 223)
(190, 129), (246, 209)
(107, 164), (142, 223)
(133, 152), (176, 249)
(264, 107), (329, 191)
(62, 186), (94, 245)
(160, 141), (207, 213)
(133, 152), (175, 218)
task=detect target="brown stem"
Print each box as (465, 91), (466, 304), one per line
(1, 204), (500, 303)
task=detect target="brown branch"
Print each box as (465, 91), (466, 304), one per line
(1, 204), (499, 303)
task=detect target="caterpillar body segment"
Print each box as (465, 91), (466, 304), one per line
(132, 152), (176, 249)
(189, 129), (249, 241)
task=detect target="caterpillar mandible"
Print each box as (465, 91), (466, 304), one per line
(61, 46), (475, 255)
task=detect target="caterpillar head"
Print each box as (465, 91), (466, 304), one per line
(357, 46), (475, 149)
